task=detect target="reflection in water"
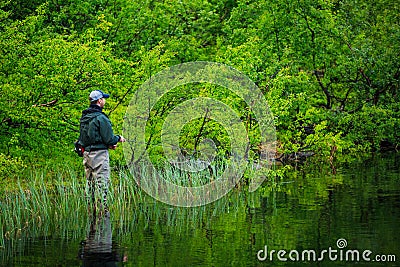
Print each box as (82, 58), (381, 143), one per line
(79, 211), (127, 267)
(2, 154), (398, 266)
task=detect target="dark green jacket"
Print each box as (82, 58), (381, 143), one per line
(79, 105), (120, 151)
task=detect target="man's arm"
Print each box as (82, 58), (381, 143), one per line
(98, 115), (120, 146)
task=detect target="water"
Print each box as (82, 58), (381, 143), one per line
(1, 153), (399, 266)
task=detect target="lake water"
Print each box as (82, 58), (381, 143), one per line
(1, 153), (399, 266)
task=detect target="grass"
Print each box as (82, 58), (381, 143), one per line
(0, 158), (281, 267)
(0, 160), (254, 245)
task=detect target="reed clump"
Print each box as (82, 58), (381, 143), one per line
(0, 160), (262, 249)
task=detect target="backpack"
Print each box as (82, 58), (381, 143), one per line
(74, 140), (85, 157)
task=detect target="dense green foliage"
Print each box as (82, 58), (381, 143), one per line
(0, 0), (399, 177)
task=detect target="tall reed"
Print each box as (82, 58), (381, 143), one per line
(1, 161), (264, 263)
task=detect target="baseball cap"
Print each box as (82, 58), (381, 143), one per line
(89, 90), (110, 102)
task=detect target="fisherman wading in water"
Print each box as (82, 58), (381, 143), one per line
(78, 90), (126, 213)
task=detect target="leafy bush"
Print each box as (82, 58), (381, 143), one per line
(0, 153), (26, 180)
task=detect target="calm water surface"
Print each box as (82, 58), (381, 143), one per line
(2, 153), (399, 266)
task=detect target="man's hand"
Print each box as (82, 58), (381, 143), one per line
(109, 136), (125, 150)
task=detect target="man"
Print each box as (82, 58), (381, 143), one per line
(79, 90), (125, 212)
